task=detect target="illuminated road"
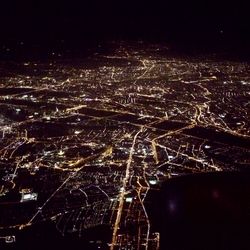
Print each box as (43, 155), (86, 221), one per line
(110, 128), (142, 250)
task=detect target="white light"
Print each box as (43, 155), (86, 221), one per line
(125, 197), (133, 203)
(241, 81), (249, 85)
(58, 150), (64, 156)
(21, 192), (38, 202)
(23, 194), (32, 199)
(149, 180), (157, 185)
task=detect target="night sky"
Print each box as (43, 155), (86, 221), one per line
(0, 0), (249, 56)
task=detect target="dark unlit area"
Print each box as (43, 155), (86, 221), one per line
(158, 172), (250, 250)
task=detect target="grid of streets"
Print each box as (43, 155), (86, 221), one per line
(0, 43), (250, 249)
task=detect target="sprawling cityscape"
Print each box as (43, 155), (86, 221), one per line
(0, 42), (250, 249)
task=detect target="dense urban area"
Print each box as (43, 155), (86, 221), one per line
(0, 43), (250, 249)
